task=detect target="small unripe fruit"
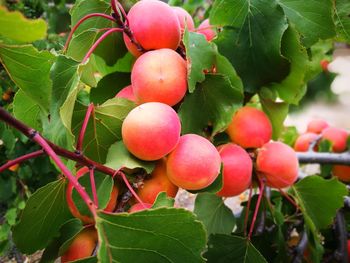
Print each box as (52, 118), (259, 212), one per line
(321, 127), (348, 152)
(131, 49), (187, 106)
(167, 134), (221, 190)
(115, 85), (136, 102)
(226, 106), (272, 149)
(123, 0), (181, 57)
(61, 227), (97, 263)
(172, 7), (195, 33)
(8, 164), (19, 172)
(257, 142), (299, 189)
(138, 159), (178, 204)
(129, 203), (152, 213)
(307, 119), (329, 134)
(333, 165), (350, 182)
(122, 102), (181, 161)
(197, 19), (216, 41)
(216, 144), (252, 197)
(294, 132), (319, 152)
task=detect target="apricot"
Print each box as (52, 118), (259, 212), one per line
(216, 144), (252, 197)
(8, 163), (19, 172)
(122, 102), (181, 161)
(61, 227), (97, 263)
(321, 127), (348, 152)
(131, 49), (187, 106)
(115, 85), (136, 102)
(294, 132), (319, 152)
(138, 159), (178, 204)
(129, 203), (152, 213)
(166, 134), (221, 190)
(123, 0), (181, 57)
(226, 106), (272, 149)
(307, 119), (329, 134)
(197, 19), (216, 41)
(333, 165), (350, 182)
(256, 142), (299, 189)
(172, 6), (195, 33)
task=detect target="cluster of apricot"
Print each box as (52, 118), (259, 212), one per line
(294, 119), (350, 182)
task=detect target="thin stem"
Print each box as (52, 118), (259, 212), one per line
(116, 1), (129, 25)
(110, 0), (119, 15)
(248, 178), (265, 240)
(76, 103), (94, 153)
(291, 231), (308, 263)
(278, 189), (300, 211)
(63, 13), (116, 52)
(244, 183), (253, 236)
(0, 150), (44, 173)
(82, 28), (123, 63)
(89, 167), (99, 207)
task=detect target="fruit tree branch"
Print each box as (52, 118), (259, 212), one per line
(297, 151), (350, 165)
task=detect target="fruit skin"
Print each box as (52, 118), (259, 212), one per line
(123, 0), (181, 57)
(321, 127), (348, 152)
(129, 203), (152, 213)
(294, 132), (319, 152)
(138, 159), (178, 204)
(61, 227), (97, 263)
(226, 106), (272, 149)
(333, 165), (350, 182)
(8, 164), (19, 172)
(131, 49), (187, 106)
(166, 134), (221, 190)
(197, 19), (216, 41)
(115, 85), (136, 102)
(172, 6), (195, 33)
(307, 119), (329, 134)
(216, 144), (252, 197)
(122, 102), (181, 161)
(257, 142), (299, 189)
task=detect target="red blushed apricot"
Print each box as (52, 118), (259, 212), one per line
(104, 183), (119, 212)
(123, 0), (181, 57)
(197, 19), (216, 41)
(307, 119), (329, 134)
(115, 85), (136, 102)
(122, 102), (181, 161)
(257, 142), (299, 189)
(216, 144), (252, 197)
(61, 227), (97, 263)
(138, 159), (178, 204)
(172, 6), (195, 33)
(226, 106), (272, 149)
(131, 49), (187, 106)
(129, 203), (152, 213)
(321, 127), (348, 152)
(333, 165), (350, 182)
(166, 134), (221, 190)
(294, 132), (319, 152)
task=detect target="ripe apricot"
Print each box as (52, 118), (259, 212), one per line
(307, 119), (329, 134)
(321, 127), (348, 152)
(294, 132), (319, 152)
(115, 85), (136, 102)
(61, 227), (97, 263)
(172, 6), (195, 33)
(131, 49), (187, 106)
(333, 165), (350, 182)
(166, 134), (221, 190)
(216, 144), (252, 197)
(257, 142), (299, 189)
(226, 106), (272, 149)
(122, 102), (181, 161)
(197, 19), (216, 41)
(123, 0), (181, 57)
(138, 159), (178, 204)
(129, 203), (152, 213)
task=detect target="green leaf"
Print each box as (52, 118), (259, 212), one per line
(13, 179), (72, 254)
(290, 176), (347, 230)
(214, 0), (289, 93)
(204, 234), (268, 263)
(96, 208), (206, 262)
(277, 0), (336, 46)
(179, 74), (242, 137)
(334, 0), (350, 42)
(194, 193), (235, 235)
(152, 192), (175, 208)
(0, 6), (47, 43)
(72, 98), (135, 163)
(210, 0), (248, 27)
(105, 141), (155, 173)
(280, 126), (299, 147)
(0, 44), (55, 111)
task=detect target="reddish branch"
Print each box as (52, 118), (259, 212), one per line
(89, 167), (99, 207)
(248, 178), (265, 240)
(0, 149), (44, 173)
(76, 103), (94, 153)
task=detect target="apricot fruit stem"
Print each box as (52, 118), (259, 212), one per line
(111, 0), (129, 25)
(89, 167), (99, 207)
(243, 183), (253, 237)
(248, 178), (265, 240)
(278, 188), (299, 211)
(76, 103), (94, 152)
(0, 149), (44, 173)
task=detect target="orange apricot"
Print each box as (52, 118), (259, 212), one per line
(294, 132), (319, 152)
(321, 127), (348, 152)
(115, 85), (136, 102)
(333, 165), (350, 183)
(129, 203), (152, 213)
(197, 19), (216, 41)
(307, 119), (329, 134)
(172, 6), (195, 33)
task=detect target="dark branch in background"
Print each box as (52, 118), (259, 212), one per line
(291, 231), (308, 263)
(297, 151), (350, 165)
(334, 209), (348, 263)
(0, 149), (44, 173)
(115, 190), (133, 212)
